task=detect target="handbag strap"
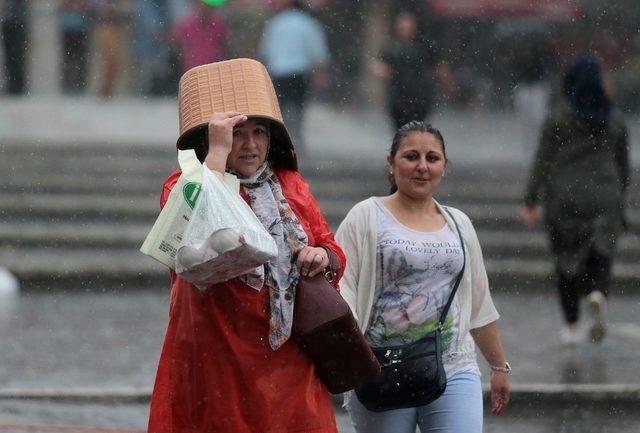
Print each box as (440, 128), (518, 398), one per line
(437, 207), (466, 327)
(319, 245), (340, 282)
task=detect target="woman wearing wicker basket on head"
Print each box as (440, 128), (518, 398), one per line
(147, 59), (346, 433)
(336, 121), (510, 433)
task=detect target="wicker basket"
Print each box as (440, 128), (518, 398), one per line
(176, 58), (296, 170)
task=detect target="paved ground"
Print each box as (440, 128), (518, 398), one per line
(1, 399), (638, 433)
(1, 288), (639, 431)
(2, 289), (640, 391)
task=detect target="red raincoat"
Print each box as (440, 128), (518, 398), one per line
(148, 168), (346, 433)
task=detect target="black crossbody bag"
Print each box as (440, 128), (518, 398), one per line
(354, 208), (466, 412)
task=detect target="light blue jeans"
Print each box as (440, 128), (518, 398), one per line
(347, 371), (483, 433)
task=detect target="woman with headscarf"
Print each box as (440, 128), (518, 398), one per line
(519, 54), (630, 346)
(147, 59), (346, 433)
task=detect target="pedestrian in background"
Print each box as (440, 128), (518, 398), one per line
(511, 33), (556, 149)
(1, 0), (28, 95)
(258, 0), (330, 153)
(172, 0), (228, 74)
(336, 121), (510, 433)
(520, 54), (630, 346)
(133, 0), (178, 95)
(59, 0), (92, 94)
(92, 0), (132, 97)
(168, 0), (191, 26)
(370, 11), (455, 130)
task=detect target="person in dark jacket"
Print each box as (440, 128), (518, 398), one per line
(1, 0), (28, 94)
(519, 54), (630, 346)
(370, 11), (455, 130)
(59, 0), (92, 94)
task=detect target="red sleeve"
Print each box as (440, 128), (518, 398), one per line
(160, 169), (182, 284)
(277, 169), (346, 285)
(160, 169), (182, 209)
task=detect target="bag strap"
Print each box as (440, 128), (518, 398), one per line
(318, 245), (340, 282)
(438, 207), (466, 326)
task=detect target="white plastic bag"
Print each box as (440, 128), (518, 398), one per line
(175, 166), (278, 288)
(140, 149), (202, 268)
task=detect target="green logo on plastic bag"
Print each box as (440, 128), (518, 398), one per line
(183, 182), (202, 209)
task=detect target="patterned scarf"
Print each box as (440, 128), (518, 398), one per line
(236, 163), (308, 350)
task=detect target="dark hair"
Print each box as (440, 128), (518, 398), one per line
(388, 121), (446, 194)
(290, 0), (308, 11)
(563, 54), (611, 135)
(177, 118), (298, 170)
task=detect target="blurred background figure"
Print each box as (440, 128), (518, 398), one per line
(1, 0), (28, 95)
(520, 54), (629, 347)
(133, 0), (179, 96)
(511, 32), (556, 149)
(58, 0), (92, 95)
(172, 0), (228, 74)
(167, 0), (192, 26)
(92, 0), (132, 97)
(370, 10), (455, 130)
(258, 0), (329, 153)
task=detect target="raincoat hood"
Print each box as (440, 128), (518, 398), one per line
(563, 54), (611, 134)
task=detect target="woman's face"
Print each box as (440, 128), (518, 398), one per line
(226, 118), (270, 177)
(388, 132), (446, 200)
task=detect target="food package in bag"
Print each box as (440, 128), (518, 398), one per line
(175, 165), (278, 287)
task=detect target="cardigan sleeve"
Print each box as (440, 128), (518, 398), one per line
(523, 118), (556, 206)
(459, 212), (500, 329)
(614, 121), (630, 193)
(335, 203), (368, 320)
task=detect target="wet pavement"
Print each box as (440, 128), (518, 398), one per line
(1, 399), (638, 433)
(1, 287), (639, 431)
(2, 289), (640, 389)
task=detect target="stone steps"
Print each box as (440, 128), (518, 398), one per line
(2, 143), (639, 291)
(478, 230), (640, 260)
(4, 246), (637, 292)
(2, 224), (640, 263)
(0, 175), (598, 205)
(3, 192), (639, 232)
(3, 162), (639, 205)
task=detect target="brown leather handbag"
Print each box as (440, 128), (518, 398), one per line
(293, 249), (381, 394)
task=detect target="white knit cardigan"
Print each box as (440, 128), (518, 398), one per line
(336, 197), (499, 334)
(335, 198), (500, 406)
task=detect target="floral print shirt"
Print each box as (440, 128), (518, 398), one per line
(366, 198), (478, 376)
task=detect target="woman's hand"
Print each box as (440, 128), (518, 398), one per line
(296, 246), (330, 277)
(469, 321), (510, 415)
(518, 204), (540, 228)
(204, 111), (247, 173)
(490, 371), (510, 415)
